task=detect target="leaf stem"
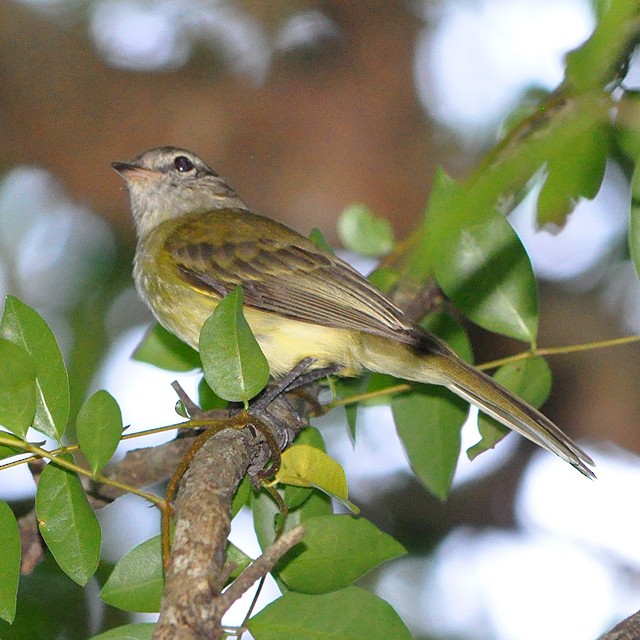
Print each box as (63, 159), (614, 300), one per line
(478, 334), (640, 370)
(327, 383), (412, 410)
(0, 421), (198, 472)
(0, 434), (165, 508)
(327, 334), (640, 407)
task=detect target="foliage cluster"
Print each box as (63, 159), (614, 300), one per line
(2, 2), (640, 637)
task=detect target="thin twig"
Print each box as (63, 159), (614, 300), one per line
(599, 609), (640, 640)
(218, 525), (306, 614)
(478, 334), (640, 371)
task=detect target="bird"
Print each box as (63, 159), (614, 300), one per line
(112, 146), (595, 478)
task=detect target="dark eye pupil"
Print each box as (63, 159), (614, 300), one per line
(174, 156), (194, 172)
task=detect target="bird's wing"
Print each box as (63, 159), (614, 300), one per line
(164, 210), (419, 343)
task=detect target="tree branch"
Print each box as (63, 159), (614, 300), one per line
(599, 609), (640, 640)
(217, 525), (306, 614)
(152, 380), (319, 639)
(153, 427), (264, 640)
(92, 436), (200, 504)
(16, 375), (318, 634)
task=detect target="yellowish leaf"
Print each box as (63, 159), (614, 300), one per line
(276, 445), (359, 513)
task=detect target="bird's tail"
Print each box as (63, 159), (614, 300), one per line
(442, 356), (595, 478)
(360, 333), (595, 478)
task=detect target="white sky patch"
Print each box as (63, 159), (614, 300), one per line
(416, 0), (594, 135)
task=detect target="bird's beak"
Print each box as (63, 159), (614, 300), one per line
(111, 161), (159, 184)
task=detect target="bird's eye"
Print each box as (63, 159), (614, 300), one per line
(174, 156), (194, 172)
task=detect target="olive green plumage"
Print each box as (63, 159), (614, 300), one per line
(113, 146), (595, 478)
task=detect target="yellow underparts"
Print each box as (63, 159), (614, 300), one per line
(135, 256), (447, 385)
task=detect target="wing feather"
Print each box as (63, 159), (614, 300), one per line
(165, 209), (416, 343)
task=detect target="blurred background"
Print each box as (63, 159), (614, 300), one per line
(2, 0), (640, 638)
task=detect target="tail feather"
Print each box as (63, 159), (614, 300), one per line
(359, 333), (595, 478)
(444, 359), (595, 479)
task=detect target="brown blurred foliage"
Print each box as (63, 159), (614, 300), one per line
(1, 0), (638, 458)
(1, 0), (439, 242)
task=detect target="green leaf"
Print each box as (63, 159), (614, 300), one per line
(174, 399), (189, 419)
(35, 456), (101, 585)
(89, 623), (155, 640)
(295, 425), (327, 450)
(565, 0), (640, 92)
(415, 89), (611, 276)
(252, 489), (283, 551)
(332, 376), (369, 441)
(392, 385), (467, 500)
(338, 204), (395, 257)
(248, 586), (412, 640)
(0, 553), (90, 639)
(0, 501), (20, 623)
(468, 357), (552, 460)
(630, 159), (640, 280)
(100, 535), (164, 613)
(467, 417), (509, 462)
(199, 287), (270, 403)
(477, 91), (610, 227)
(278, 515), (405, 594)
(231, 474), (251, 518)
(197, 376), (228, 411)
(420, 311), (473, 363)
(252, 436), (335, 550)
(492, 356), (551, 405)
(362, 373), (398, 406)
(276, 444), (358, 513)
(616, 93), (640, 161)
(0, 432), (25, 460)
(0, 296), (70, 439)
(226, 542), (252, 580)
(253, 483), (332, 551)
(100, 534), (251, 614)
(0, 339), (37, 437)
(279, 428), (324, 509)
(367, 266), (400, 293)
(284, 428), (327, 509)
(284, 484), (313, 512)
(309, 228), (335, 254)
(132, 323), (201, 372)
(76, 390), (123, 475)
(497, 356), (551, 401)
(536, 118), (608, 226)
(295, 489), (334, 520)
(425, 172), (538, 344)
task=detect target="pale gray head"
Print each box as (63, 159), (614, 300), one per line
(112, 147), (247, 238)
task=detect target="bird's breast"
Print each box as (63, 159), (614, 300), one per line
(134, 242), (364, 377)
